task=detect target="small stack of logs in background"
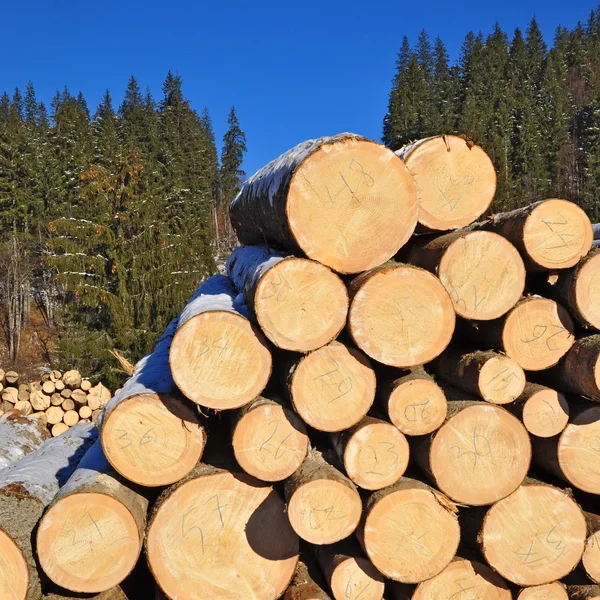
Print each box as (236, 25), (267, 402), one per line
(1, 132), (600, 599)
(0, 369), (112, 437)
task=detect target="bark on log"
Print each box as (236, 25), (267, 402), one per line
(226, 245), (348, 352)
(396, 135), (496, 231)
(0, 410), (50, 470)
(582, 512), (600, 584)
(411, 389), (531, 505)
(229, 133), (418, 274)
(462, 296), (575, 371)
(282, 560), (331, 600)
(517, 583), (569, 600)
(467, 199), (593, 271)
(408, 230), (525, 320)
(287, 341), (376, 432)
(100, 316), (206, 487)
(433, 349), (526, 405)
(0, 423), (97, 600)
(331, 416), (409, 490)
(146, 463), (299, 600)
(360, 477), (460, 583)
(567, 586), (600, 600)
(347, 263), (455, 367)
(36, 441), (148, 594)
(231, 395), (309, 482)
(43, 588), (127, 600)
(71, 390), (87, 406)
(284, 450), (362, 545)
(169, 274), (272, 409)
(506, 383), (569, 438)
(376, 368), (447, 436)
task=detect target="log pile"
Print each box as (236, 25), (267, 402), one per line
(1, 132), (600, 600)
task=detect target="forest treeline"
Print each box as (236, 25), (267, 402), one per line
(0, 73), (246, 385)
(383, 8), (600, 219)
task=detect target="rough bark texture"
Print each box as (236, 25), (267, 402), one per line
(43, 588), (127, 600)
(282, 560), (331, 600)
(567, 586), (600, 600)
(0, 410), (50, 470)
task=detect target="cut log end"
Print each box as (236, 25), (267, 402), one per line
(520, 387), (570, 438)
(362, 485), (460, 583)
(523, 199), (593, 270)
(0, 527), (29, 600)
(170, 311), (272, 409)
(478, 354), (526, 404)
(102, 393), (206, 487)
(429, 404), (531, 505)
(517, 583), (568, 600)
(572, 249), (600, 329)
(287, 139), (418, 273)
(37, 492), (141, 593)
(232, 402), (309, 482)
(583, 528), (600, 584)
(412, 559), (511, 600)
(349, 265), (455, 367)
(147, 471), (298, 600)
(289, 342), (375, 432)
(254, 257), (348, 352)
(400, 136), (497, 231)
(481, 484), (586, 585)
(329, 557), (385, 600)
(287, 479), (362, 545)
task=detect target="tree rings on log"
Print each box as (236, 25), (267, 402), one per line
(517, 583), (569, 600)
(348, 264), (455, 367)
(0, 527), (28, 600)
(288, 342), (375, 432)
(101, 393), (206, 487)
(397, 135), (496, 231)
(509, 384), (569, 438)
(411, 559), (511, 600)
(361, 479), (460, 583)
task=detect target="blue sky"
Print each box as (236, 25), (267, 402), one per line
(2, 0), (599, 175)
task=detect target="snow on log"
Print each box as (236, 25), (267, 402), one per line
(0, 410), (50, 470)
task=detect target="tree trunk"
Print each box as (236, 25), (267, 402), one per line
(99, 316), (206, 488)
(231, 395), (309, 482)
(169, 274), (272, 409)
(411, 391), (531, 506)
(286, 341), (376, 432)
(376, 367), (448, 436)
(229, 133), (418, 274)
(146, 463), (298, 600)
(226, 245), (348, 352)
(0, 410), (50, 470)
(36, 441), (148, 594)
(283, 449), (361, 545)
(359, 477), (460, 583)
(582, 512), (600, 584)
(331, 416), (409, 490)
(461, 297), (575, 371)
(0, 423), (97, 600)
(396, 135), (496, 231)
(567, 586), (600, 600)
(466, 199), (593, 271)
(282, 560), (331, 600)
(347, 263), (455, 367)
(407, 230), (525, 320)
(516, 583), (568, 600)
(433, 349), (526, 404)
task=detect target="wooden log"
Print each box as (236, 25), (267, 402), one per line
(408, 230), (525, 320)
(567, 586), (600, 600)
(314, 540), (385, 600)
(90, 384), (111, 408)
(51, 423), (69, 437)
(99, 317), (206, 487)
(467, 199), (593, 271)
(506, 383), (569, 438)
(462, 297), (575, 371)
(146, 463), (299, 600)
(284, 450), (362, 544)
(411, 390), (531, 505)
(3, 386), (18, 403)
(360, 477), (460, 583)
(170, 274), (272, 409)
(396, 135), (497, 231)
(411, 558), (511, 600)
(331, 416), (409, 490)
(229, 133), (418, 274)
(5, 370), (19, 384)
(63, 370), (82, 389)
(87, 395), (101, 411)
(29, 381), (41, 392)
(54, 380), (65, 392)
(582, 512), (600, 584)
(49, 369), (62, 382)
(15, 400), (33, 415)
(282, 560), (331, 600)
(462, 479), (586, 585)
(287, 341), (376, 432)
(79, 406), (92, 419)
(231, 395), (309, 482)
(0, 423), (97, 600)
(30, 391), (51, 411)
(17, 389), (30, 402)
(43, 587), (127, 599)
(63, 410), (79, 427)
(37, 441), (148, 594)
(42, 381), (55, 395)
(347, 263), (455, 367)
(433, 349), (526, 404)
(60, 388), (71, 399)
(0, 368), (4, 384)
(70, 389), (88, 406)
(61, 399), (75, 412)
(0, 410), (50, 470)
(46, 406), (65, 425)
(517, 583), (568, 600)
(377, 368), (447, 436)
(226, 245), (348, 352)
(80, 380), (92, 392)
(532, 403), (600, 494)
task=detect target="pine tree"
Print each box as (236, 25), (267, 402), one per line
(24, 82), (38, 125)
(94, 90), (119, 164)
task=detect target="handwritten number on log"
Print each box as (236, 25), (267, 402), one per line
(197, 335), (229, 360)
(116, 428), (132, 449)
(404, 399), (431, 423)
(260, 271), (292, 302)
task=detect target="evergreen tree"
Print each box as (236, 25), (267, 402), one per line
(24, 82), (38, 125)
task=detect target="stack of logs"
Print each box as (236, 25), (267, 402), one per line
(1, 132), (600, 600)
(0, 369), (112, 437)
